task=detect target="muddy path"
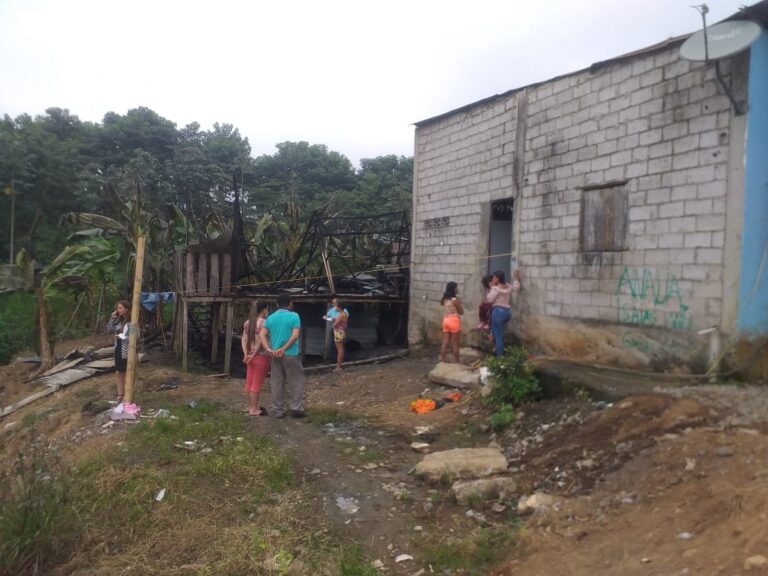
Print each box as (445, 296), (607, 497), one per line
(245, 415), (434, 573)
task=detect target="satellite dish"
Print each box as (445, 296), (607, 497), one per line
(680, 20), (763, 61)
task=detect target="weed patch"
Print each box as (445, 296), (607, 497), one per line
(484, 346), (542, 431)
(339, 544), (380, 576)
(419, 528), (518, 574)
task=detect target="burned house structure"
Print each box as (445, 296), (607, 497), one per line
(175, 191), (410, 373)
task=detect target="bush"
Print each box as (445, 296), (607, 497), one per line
(0, 292), (38, 364)
(484, 346), (542, 408)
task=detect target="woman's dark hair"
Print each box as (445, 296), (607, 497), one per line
(246, 302), (270, 351)
(481, 275), (493, 290)
(492, 270), (506, 284)
(334, 299), (344, 311)
(441, 281), (459, 304)
(117, 299), (131, 327)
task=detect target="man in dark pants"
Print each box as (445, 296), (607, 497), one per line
(260, 293), (306, 418)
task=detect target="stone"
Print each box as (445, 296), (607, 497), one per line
(517, 492), (556, 514)
(413, 448), (508, 483)
(576, 458), (596, 470)
(716, 446), (735, 458)
(410, 442), (431, 453)
(744, 555), (768, 570)
(428, 362), (480, 389)
(452, 476), (518, 506)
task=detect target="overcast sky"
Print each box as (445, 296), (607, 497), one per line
(0, 0), (749, 166)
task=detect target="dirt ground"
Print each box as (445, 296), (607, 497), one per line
(2, 340), (768, 575)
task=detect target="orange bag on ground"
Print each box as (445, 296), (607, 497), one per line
(410, 399), (437, 414)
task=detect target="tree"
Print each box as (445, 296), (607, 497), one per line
(249, 141), (356, 214)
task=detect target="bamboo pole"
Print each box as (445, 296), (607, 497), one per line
(124, 236), (146, 404)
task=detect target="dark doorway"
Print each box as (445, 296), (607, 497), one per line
(488, 198), (514, 278)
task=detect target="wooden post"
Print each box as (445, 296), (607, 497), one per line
(182, 298), (189, 371)
(210, 303), (221, 363)
(321, 248), (335, 294)
(323, 319), (332, 362)
(223, 301), (234, 374)
(185, 251), (196, 294)
(124, 236), (146, 404)
(210, 253), (220, 295)
(221, 254), (232, 293)
(197, 253), (208, 295)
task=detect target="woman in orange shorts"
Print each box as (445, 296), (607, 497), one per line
(440, 281), (464, 363)
(242, 302), (271, 416)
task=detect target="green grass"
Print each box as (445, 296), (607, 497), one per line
(1, 400), (298, 575)
(419, 528), (518, 574)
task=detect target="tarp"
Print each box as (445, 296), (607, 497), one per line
(140, 292), (175, 311)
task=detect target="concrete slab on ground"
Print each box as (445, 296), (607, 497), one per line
(534, 359), (698, 401)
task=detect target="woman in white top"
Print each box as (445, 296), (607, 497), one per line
(486, 270), (520, 356)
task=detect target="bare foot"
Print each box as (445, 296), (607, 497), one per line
(333, 367), (342, 373)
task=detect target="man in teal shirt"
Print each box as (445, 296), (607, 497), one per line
(260, 293), (306, 418)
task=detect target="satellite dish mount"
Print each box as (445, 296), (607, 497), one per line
(679, 4), (763, 116)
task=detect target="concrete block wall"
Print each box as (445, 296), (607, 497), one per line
(410, 42), (746, 365)
(409, 96), (520, 342)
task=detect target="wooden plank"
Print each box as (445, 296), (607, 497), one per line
(41, 357), (83, 377)
(185, 252), (196, 294)
(221, 254), (232, 293)
(303, 350), (408, 375)
(210, 253), (220, 295)
(38, 369), (94, 388)
(182, 298), (189, 372)
(197, 253), (208, 296)
(223, 302), (234, 374)
(0, 386), (58, 418)
(210, 303), (221, 364)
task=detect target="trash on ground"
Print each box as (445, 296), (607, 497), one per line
(110, 402), (141, 421)
(335, 496), (360, 514)
(394, 554), (414, 563)
(410, 392), (464, 414)
(159, 379), (179, 391)
(155, 488), (166, 502)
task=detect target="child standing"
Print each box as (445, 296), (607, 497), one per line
(242, 302), (270, 416)
(477, 275), (494, 330)
(331, 299), (349, 372)
(440, 282), (464, 363)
